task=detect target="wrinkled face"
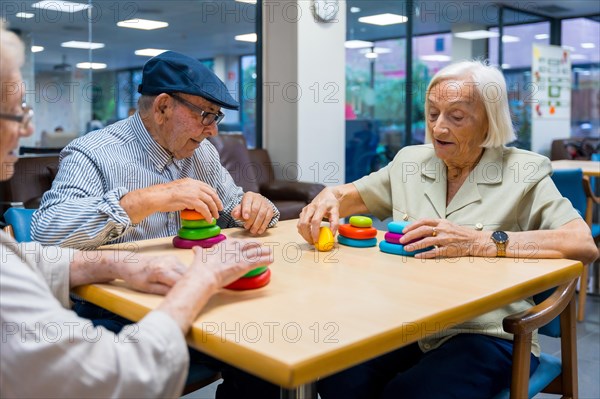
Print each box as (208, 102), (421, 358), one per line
(158, 93), (220, 159)
(427, 78), (489, 167)
(0, 72), (34, 181)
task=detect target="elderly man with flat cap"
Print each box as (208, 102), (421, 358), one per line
(32, 51), (279, 249)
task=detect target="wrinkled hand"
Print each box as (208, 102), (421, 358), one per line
(297, 187), (340, 244)
(231, 192), (274, 235)
(189, 238), (274, 288)
(400, 218), (488, 259)
(118, 254), (187, 295)
(121, 178), (223, 223)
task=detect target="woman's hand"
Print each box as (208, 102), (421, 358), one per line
(297, 187), (342, 244)
(118, 254), (188, 295)
(400, 218), (489, 259)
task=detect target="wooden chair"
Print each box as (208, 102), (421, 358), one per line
(551, 169), (599, 321)
(492, 279), (578, 399)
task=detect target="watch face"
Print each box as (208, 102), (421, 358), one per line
(492, 231), (508, 243)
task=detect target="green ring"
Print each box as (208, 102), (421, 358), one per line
(242, 266), (269, 278)
(181, 218), (217, 228)
(349, 215), (373, 228)
(178, 225), (221, 240)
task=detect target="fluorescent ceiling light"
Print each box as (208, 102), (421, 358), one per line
(501, 64), (511, 69)
(581, 43), (596, 49)
(350, 7), (361, 13)
(534, 33), (549, 40)
(236, 0), (257, 3)
(31, 46), (45, 53)
(570, 54), (588, 60)
(562, 45), (576, 52)
(76, 62), (107, 70)
(117, 18), (169, 30)
(345, 40), (374, 49)
(420, 54), (451, 62)
(365, 52), (378, 59)
(135, 48), (168, 57)
(16, 12), (35, 18)
(359, 13), (407, 26)
(61, 41), (105, 50)
(454, 30), (499, 40)
(359, 47), (391, 54)
(32, 1), (90, 13)
(501, 35), (520, 43)
(235, 33), (257, 42)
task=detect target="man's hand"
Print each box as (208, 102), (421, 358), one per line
(117, 254), (187, 295)
(120, 178), (223, 223)
(231, 192), (274, 235)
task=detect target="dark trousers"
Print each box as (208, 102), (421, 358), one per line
(318, 334), (540, 399)
(73, 301), (280, 399)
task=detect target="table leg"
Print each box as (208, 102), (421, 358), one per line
(280, 382), (317, 399)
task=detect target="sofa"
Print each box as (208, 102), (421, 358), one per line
(550, 137), (600, 161)
(208, 134), (325, 220)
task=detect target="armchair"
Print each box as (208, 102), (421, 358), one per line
(208, 134), (325, 220)
(492, 279), (579, 399)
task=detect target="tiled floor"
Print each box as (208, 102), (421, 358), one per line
(184, 294), (600, 399)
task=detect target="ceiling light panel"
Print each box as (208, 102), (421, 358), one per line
(358, 13), (407, 26)
(61, 41), (105, 50)
(117, 19), (169, 30)
(32, 1), (90, 13)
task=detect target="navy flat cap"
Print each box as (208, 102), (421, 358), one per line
(138, 51), (239, 110)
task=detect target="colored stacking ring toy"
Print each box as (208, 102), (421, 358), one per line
(178, 225), (221, 240)
(225, 268), (271, 290)
(182, 218), (216, 228)
(337, 235), (377, 248)
(243, 266), (269, 278)
(173, 234), (226, 249)
(338, 224), (377, 240)
(384, 232), (420, 245)
(349, 215), (373, 228)
(379, 241), (432, 256)
(180, 209), (205, 221)
(387, 221), (411, 234)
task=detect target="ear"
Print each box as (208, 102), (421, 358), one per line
(153, 93), (172, 123)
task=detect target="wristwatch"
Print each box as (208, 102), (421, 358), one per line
(491, 231), (509, 257)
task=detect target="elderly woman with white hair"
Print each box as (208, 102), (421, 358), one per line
(298, 61), (598, 398)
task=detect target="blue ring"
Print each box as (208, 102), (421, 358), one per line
(338, 235), (378, 248)
(387, 221), (411, 234)
(379, 240), (433, 256)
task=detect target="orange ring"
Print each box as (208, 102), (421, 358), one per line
(338, 224), (377, 240)
(180, 209), (205, 221)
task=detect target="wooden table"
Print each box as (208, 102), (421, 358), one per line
(551, 160), (600, 177)
(74, 220), (582, 398)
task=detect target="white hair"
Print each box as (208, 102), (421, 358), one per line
(0, 20), (25, 82)
(425, 60), (515, 148)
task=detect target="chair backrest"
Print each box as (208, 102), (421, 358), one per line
(591, 153), (599, 194)
(3, 208), (36, 242)
(551, 169), (587, 217)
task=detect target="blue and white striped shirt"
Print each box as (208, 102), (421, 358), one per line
(31, 114), (279, 249)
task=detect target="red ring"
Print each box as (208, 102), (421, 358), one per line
(338, 224), (378, 240)
(224, 268), (271, 291)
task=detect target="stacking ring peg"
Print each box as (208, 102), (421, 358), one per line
(432, 227), (438, 237)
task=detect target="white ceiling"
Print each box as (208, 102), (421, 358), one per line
(3, 0), (599, 72)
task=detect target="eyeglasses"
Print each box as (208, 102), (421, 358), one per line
(169, 93), (225, 126)
(0, 103), (33, 131)
(0, 103), (34, 132)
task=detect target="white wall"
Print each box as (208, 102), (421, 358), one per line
(263, 0), (346, 185)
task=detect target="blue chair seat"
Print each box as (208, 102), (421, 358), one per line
(3, 208), (36, 242)
(492, 352), (562, 399)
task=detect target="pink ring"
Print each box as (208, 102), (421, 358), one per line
(384, 232), (419, 245)
(173, 234), (226, 249)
